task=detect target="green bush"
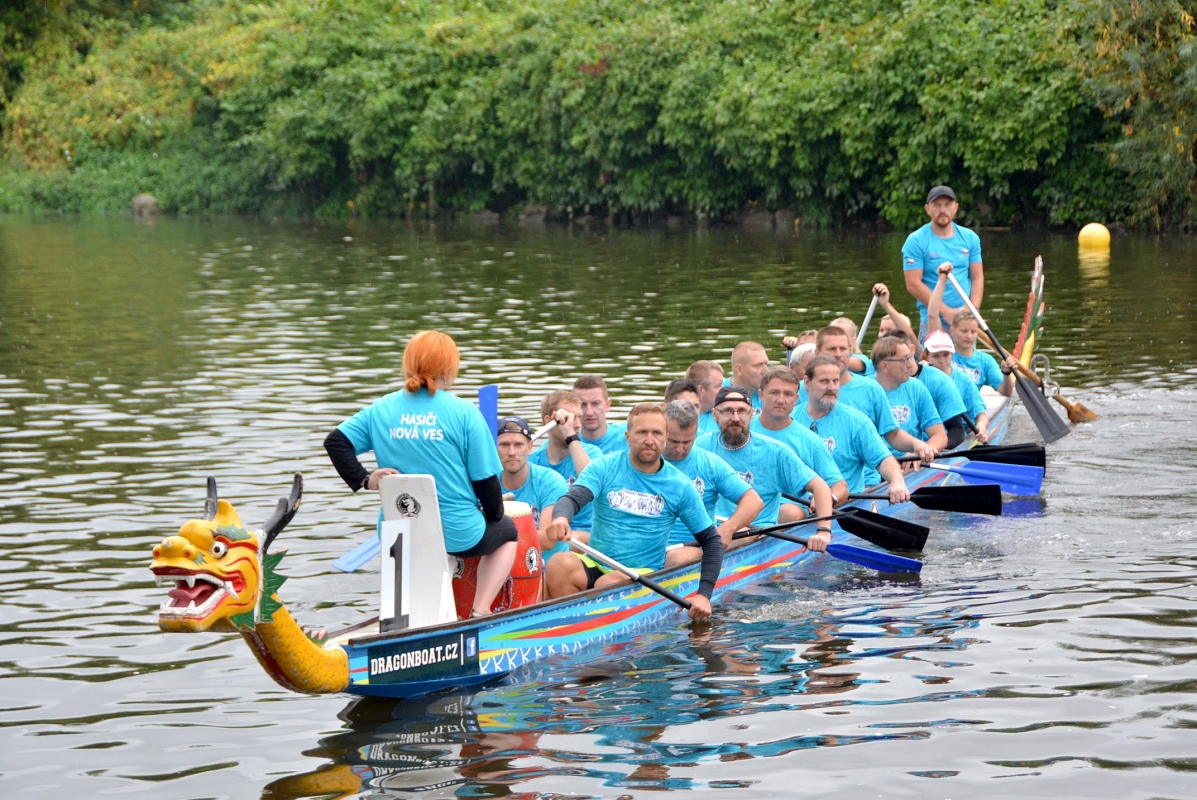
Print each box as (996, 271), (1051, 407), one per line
(0, 0), (1188, 226)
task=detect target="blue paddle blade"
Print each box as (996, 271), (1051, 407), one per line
(938, 460), (1044, 496)
(827, 542), (922, 574)
(331, 536), (381, 573)
(478, 384), (499, 442)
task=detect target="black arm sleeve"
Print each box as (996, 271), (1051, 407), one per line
(691, 525), (725, 599)
(472, 475), (505, 522)
(324, 429), (370, 492)
(944, 414), (967, 449)
(551, 484), (595, 524)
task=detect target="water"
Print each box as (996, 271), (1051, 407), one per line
(1, 216), (1195, 798)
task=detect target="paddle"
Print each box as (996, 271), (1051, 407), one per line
(331, 420), (558, 573)
(857, 291), (880, 350)
(732, 520), (923, 574)
(478, 384), (500, 442)
(946, 272), (1070, 443)
(851, 484), (1002, 516)
(948, 442), (1047, 470)
(897, 455), (1044, 496)
(779, 494), (931, 551)
(568, 539), (691, 609)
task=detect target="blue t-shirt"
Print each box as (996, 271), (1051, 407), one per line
(697, 411), (719, 437)
(914, 362), (967, 422)
(722, 377), (762, 410)
(791, 403), (893, 493)
(581, 421), (629, 455)
(881, 378), (943, 456)
(902, 222), (982, 325)
(337, 388), (501, 553)
(529, 441), (603, 530)
(953, 349), (1004, 390)
(939, 364), (988, 421)
(664, 446), (751, 545)
(848, 356), (876, 378)
(749, 416), (844, 487)
(575, 452), (711, 571)
(696, 431), (817, 527)
(799, 374), (897, 436)
(505, 464), (569, 561)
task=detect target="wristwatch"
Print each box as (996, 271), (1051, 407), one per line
(816, 525), (832, 533)
(563, 434), (580, 446)
(361, 474), (371, 490)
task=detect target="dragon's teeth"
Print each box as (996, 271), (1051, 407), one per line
(224, 582), (236, 596)
(187, 600), (197, 610)
(185, 575), (196, 588)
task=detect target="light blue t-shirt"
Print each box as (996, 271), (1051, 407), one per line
(799, 373), (897, 436)
(664, 446), (751, 545)
(337, 388), (501, 553)
(939, 364), (989, 421)
(881, 378), (943, 456)
(581, 421), (629, 455)
(791, 403), (893, 494)
(505, 463), (569, 562)
(902, 222), (982, 326)
(575, 452), (711, 571)
(914, 361), (967, 422)
(953, 349), (1004, 390)
(696, 431), (817, 527)
(529, 440), (603, 530)
(749, 416), (844, 487)
(848, 356), (876, 378)
(722, 377), (762, 410)
(697, 411), (719, 436)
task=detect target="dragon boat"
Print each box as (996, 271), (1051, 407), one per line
(149, 259), (1054, 700)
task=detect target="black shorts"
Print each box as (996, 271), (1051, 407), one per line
(583, 561), (606, 589)
(448, 515), (518, 559)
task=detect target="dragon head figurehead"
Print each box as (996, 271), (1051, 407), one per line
(151, 475), (300, 633)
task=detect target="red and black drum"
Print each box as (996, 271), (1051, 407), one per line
(451, 500), (542, 618)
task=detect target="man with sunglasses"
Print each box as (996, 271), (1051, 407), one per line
(696, 386), (835, 551)
(793, 356), (912, 504)
(870, 336), (947, 457)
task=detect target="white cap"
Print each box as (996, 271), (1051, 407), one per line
(924, 331), (955, 354)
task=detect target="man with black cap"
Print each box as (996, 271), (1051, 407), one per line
(697, 386), (835, 551)
(496, 416), (581, 564)
(902, 185), (984, 341)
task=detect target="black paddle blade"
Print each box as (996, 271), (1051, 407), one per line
(911, 484), (1003, 516)
(960, 443), (1047, 471)
(836, 507), (930, 553)
(1014, 375), (1071, 443)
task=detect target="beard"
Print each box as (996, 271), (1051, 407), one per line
(813, 395), (837, 414)
(721, 424), (750, 448)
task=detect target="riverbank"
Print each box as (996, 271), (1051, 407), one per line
(2, 0), (1194, 228)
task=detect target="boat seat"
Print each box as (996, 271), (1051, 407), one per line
(378, 474), (456, 632)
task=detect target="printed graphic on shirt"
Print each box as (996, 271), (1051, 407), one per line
(606, 489), (666, 517)
(736, 470), (755, 486)
(958, 365), (981, 384)
(824, 437), (836, 455)
(692, 476), (705, 497)
(387, 412), (446, 441)
(891, 404), (911, 424)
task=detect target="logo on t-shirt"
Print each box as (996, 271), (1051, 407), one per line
(737, 470), (755, 486)
(692, 476), (705, 497)
(891, 404), (911, 424)
(958, 365), (981, 384)
(606, 489), (665, 517)
(906, 257), (915, 265)
(823, 437), (836, 455)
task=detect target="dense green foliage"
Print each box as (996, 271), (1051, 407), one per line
(1, 0), (1194, 227)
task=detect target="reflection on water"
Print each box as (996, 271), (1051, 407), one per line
(1, 217), (1196, 798)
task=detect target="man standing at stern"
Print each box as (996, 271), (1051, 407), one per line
(903, 185), (984, 340)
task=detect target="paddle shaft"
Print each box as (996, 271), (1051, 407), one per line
(857, 293), (880, 349)
(568, 539), (691, 609)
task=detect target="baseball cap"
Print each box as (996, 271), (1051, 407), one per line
(497, 416), (534, 439)
(926, 185), (957, 203)
(924, 331), (956, 354)
(714, 386), (753, 407)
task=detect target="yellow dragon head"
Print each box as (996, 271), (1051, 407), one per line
(151, 476), (300, 633)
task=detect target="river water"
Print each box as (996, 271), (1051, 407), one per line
(1, 217), (1195, 799)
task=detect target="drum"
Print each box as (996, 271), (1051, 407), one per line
(451, 500), (543, 618)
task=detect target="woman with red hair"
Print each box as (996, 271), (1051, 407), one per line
(324, 330), (516, 617)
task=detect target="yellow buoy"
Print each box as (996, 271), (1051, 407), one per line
(1078, 222), (1111, 248)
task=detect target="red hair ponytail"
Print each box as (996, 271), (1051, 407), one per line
(402, 330), (460, 395)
